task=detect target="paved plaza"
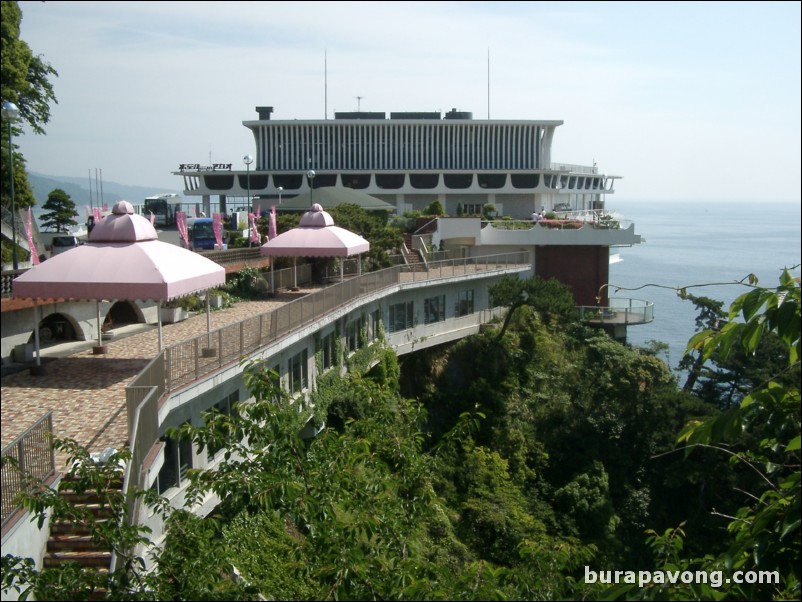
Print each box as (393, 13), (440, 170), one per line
(1, 294), (305, 472)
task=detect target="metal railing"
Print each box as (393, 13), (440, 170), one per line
(577, 298), (654, 325)
(122, 250), (529, 557)
(1, 411), (56, 529)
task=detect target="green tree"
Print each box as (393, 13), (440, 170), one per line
(1, 1), (58, 137)
(678, 293), (726, 393)
(332, 202), (402, 269)
(40, 188), (78, 233)
(423, 198), (446, 216)
(489, 273), (577, 339)
(2, 0), (59, 262)
(607, 268), (801, 600)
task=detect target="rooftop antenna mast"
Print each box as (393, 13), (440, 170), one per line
(356, 96), (363, 112)
(325, 49), (328, 120)
(487, 47), (490, 119)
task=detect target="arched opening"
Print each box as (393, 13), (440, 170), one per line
(35, 312), (80, 344)
(106, 301), (143, 330)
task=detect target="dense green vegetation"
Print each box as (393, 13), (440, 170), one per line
(3, 269), (798, 600)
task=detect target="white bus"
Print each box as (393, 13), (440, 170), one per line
(143, 193), (183, 227)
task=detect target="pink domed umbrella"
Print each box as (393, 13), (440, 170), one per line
(13, 201), (226, 362)
(260, 204), (369, 291)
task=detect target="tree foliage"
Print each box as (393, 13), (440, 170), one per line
(39, 188), (78, 233)
(2, 1), (59, 264)
(2, 265), (799, 600)
(604, 268), (801, 600)
(332, 202), (402, 269)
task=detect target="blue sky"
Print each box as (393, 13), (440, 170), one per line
(14, 1), (801, 203)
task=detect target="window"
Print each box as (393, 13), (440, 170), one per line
(207, 391), (240, 460)
(322, 331), (337, 370)
(388, 301), (414, 333)
(346, 317), (363, 352)
(424, 295), (446, 324)
(213, 390), (240, 417)
(370, 309), (382, 341)
(156, 421), (193, 495)
(288, 349), (308, 394)
(456, 289), (474, 317)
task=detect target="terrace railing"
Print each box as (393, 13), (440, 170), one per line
(577, 298), (654, 325)
(1, 411), (56, 529)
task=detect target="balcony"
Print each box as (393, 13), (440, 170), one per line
(434, 217), (643, 248)
(578, 298), (654, 326)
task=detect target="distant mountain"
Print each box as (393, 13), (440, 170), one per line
(28, 172), (181, 208)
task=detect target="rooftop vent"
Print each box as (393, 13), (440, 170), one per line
(256, 106), (274, 120)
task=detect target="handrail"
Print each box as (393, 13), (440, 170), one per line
(110, 250), (532, 557)
(160, 251), (530, 393)
(577, 298), (654, 325)
(1, 411), (56, 529)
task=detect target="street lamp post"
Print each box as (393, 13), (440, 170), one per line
(307, 169), (316, 206)
(2, 101), (20, 270)
(243, 154), (253, 209)
(278, 186), (283, 205)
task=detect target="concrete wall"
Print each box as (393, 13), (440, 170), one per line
(0, 478), (60, 602)
(1, 300), (158, 364)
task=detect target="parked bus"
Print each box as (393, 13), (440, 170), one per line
(183, 217), (217, 251)
(143, 193), (183, 227)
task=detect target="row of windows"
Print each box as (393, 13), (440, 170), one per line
(254, 123), (550, 171)
(389, 289), (475, 333)
(155, 390), (240, 495)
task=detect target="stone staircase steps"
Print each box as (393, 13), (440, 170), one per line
(402, 233), (425, 266)
(43, 550), (113, 568)
(43, 472), (123, 579)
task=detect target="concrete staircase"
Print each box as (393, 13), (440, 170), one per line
(43, 474), (121, 592)
(402, 233), (425, 267)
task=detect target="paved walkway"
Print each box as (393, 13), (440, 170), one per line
(1, 291), (314, 472)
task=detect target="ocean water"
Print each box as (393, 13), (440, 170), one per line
(609, 199), (801, 375)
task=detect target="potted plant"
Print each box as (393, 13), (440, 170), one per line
(160, 295), (201, 323)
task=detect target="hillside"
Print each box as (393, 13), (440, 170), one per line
(28, 172), (181, 208)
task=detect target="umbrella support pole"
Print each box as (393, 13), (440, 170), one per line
(29, 305), (46, 376)
(157, 301), (164, 353)
(92, 300), (108, 355)
(201, 291), (217, 357)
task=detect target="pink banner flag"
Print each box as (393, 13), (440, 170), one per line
(102, 202), (108, 212)
(213, 213), (223, 248)
(249, 213), (259, 244)
(26, 208), (40, 265)
(93, 207), (101, 223)
(176, 211), (189, 248)
(269, 205), (277, 240)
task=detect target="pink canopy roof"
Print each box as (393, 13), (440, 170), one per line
(260, 204), (370, 258)
(13, 200), (225, 302)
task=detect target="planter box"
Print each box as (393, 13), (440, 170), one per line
(209, 295), (225, 309)
(160, 306), (188, 324)
(13, 344), (34, 363)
